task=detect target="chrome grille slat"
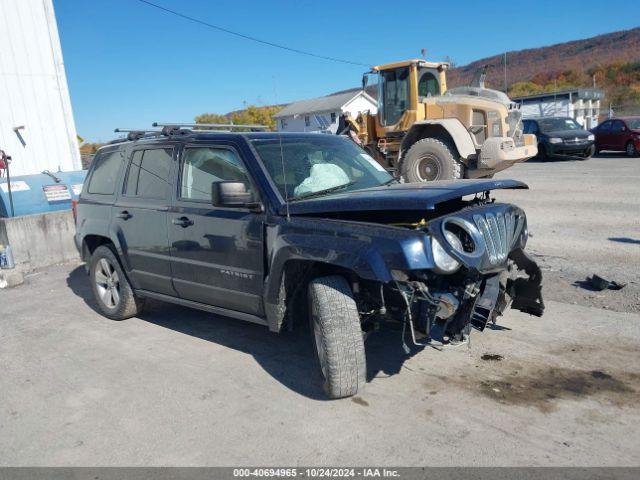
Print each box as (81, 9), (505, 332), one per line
(473, 210), (522, 265)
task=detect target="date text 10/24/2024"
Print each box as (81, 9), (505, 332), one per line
(233, 469), (400, 478)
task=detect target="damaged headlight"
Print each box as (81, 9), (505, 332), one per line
(431, 236), (461, 274)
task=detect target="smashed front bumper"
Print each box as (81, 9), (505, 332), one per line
(393, 204), (544, 346)
(395, 249), (544, 347)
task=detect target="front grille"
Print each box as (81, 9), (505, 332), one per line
(563, 137), (588, 144)
(473, 211), (523, 265)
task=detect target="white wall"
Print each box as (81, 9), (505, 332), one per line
(342, 94), (377, 117)
(278, 111), (339, 133)
(520, 96), (601, 128)
(0, 0), (81, 177)
(276, 93), (378, 133)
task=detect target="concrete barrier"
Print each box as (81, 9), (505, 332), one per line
(0, 210), (79, 275)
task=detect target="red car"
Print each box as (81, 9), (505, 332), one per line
(591, 117), (640, 157)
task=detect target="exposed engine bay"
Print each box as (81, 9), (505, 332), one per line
(350, 192), (545, 348)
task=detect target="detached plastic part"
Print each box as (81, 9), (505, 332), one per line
(588, 274), (626, 291)
(508, 249), (545, 317)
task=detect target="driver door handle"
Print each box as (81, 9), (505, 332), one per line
(116, 210), (132, 220)
(172, 216), (194, 228)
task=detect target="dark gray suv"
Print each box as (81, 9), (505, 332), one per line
(75, 127), (543, 398)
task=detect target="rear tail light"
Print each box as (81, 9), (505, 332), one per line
(71, 199), (78, 224)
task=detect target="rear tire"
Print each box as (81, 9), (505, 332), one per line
(401, 138), (463, 183)
(90, 245), (144, 320)
(308, 275), (366, 399)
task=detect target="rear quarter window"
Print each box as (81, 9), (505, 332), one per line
(87, 150), (124, 195)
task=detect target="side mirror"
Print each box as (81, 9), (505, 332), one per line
(211, 181), (261, 210)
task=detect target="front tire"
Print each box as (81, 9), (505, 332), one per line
(90, 245), (144, 320)
(537, 143), (548, 161)
(401, 138), (463, 183)
(308, 276), (366, 399)
(581, 145), (595, 160)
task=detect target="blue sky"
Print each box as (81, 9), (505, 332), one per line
(54, 0), (638, 142)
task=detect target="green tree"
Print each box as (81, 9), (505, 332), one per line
(194, 112), (231, 125)
(231, 105), (283, 130)
(508, 81), (544, 97)
(79, 142), (104, 155)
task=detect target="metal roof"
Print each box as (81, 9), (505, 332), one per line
(512, 88), (605, 102)
(273, 91), (374, 118)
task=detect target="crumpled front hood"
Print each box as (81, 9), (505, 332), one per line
(279, 179), (528, 216)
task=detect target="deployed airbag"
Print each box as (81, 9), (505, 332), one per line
(294, 163), (350, 196)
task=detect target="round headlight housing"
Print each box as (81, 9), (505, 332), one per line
(431, 236), (461, 274)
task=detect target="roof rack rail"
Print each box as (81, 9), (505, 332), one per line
(114, 128), (163, 141)
(152, 122), (269, 131)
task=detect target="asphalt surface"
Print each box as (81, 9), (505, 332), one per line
(1, 154), (639, 466)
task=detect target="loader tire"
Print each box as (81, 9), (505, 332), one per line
(401, 138), (463, 183)
(308, 275), (366, 399)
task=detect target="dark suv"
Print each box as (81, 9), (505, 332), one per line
(75, 127), (543, 398)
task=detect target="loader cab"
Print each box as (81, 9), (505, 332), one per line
(366, 60), (448, 130)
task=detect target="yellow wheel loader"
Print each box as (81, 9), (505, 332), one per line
(347, 60), (537, 182)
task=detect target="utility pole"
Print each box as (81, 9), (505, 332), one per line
(503, 52), (507, 93)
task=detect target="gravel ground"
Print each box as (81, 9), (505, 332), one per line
(0, 154), (639, 466)
(495, 153), (640, 314)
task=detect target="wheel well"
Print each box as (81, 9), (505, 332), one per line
(276, 260), (361, 331)
(82, 235), (113, 262)
(400, 125), (458, 164)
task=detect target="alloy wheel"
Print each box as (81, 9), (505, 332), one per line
(627, 142), (636, 157)
(94, 258), (121, 309)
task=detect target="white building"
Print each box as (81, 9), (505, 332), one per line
(513, 89), (604, 129)
(0, 0), (81, 177)
(274, 90), (377, 133)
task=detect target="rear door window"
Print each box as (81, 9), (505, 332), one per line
(124, 148), (172, 199)
(598, 121), (611, 132)
(87, 150), (123, 195)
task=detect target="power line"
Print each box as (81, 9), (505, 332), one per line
(134, 0), (370, 67)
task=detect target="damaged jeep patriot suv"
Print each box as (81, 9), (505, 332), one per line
(75, 127), (544, 399)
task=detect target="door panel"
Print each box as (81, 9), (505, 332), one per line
(169, 207), (264, 314)
(169, 144), (265, 315)
(611, 121), (626, 150)
(596, 121), (611, 148)
(114, 147), (175, 296)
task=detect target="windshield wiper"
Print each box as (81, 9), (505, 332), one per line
(380, 177), (399, 186)
(288, 181), (357, 202)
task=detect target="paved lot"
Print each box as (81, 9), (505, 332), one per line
(1, 155), (639, 466)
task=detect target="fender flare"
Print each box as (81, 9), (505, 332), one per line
(263, 234), (393, 331)
(400, 118), (476, 160)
